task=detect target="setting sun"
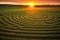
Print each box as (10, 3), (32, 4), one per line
(27, 2), (36, 7)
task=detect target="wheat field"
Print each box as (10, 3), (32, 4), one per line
(0, 6), (60, 40)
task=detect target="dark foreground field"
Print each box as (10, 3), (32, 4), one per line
(0, 5), (60, 40)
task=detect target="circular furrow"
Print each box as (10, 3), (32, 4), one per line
(0, 8), (60, 40)
(0, 35), (59, 40)
(0, 32), (60, 38)
(4, 13), (60, 27)
(0, 31), (60, 36)
(12, 15), (23, 25)
(16, 15), (49, 26)
(20, 14), (51, 25)
(0, 15), (17, 26)
(11, 15), (31, 26)
(0, 29), (60, 38)
(23, 13), (60, 26)
(0, 27), (60, 34)
(0, 20), (6, 26)
(21, 27), (60, 31)
(0, 26), (60, 33)
(0, 14), (59, 27)
(45, 16), (60, 25)
(9, 16), (21, 26)
(12, 15), (27, 26)
(23, 14), (53, 21)
(3, 16), (20, 27)
(0, 25), (19, 30)
(0, 18), (12, 26)
(13, 15), (35, 26)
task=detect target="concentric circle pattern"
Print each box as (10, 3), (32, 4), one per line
(0, 7), (60, 40)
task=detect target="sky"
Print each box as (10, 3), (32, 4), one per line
(0, 0), (60, 5)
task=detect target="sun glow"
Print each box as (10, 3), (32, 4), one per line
(27, 2), (36, 7)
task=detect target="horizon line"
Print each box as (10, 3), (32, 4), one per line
(0, 2), (60, 5)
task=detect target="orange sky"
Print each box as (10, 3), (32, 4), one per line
(0, 0), (60, 5)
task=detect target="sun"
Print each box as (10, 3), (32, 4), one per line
(28, 2), (35, 7)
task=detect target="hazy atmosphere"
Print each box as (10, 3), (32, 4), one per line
(0, 0), (60, 5)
